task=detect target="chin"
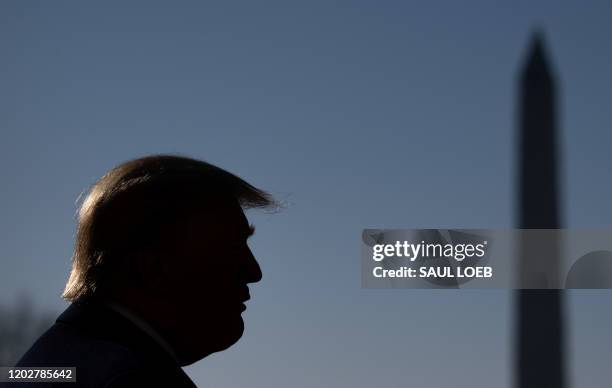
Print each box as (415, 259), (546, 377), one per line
(180, 315), (245, 366)
(216, 315), (245, 351)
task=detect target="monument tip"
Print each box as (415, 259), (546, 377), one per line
(521, 29), (554, 83)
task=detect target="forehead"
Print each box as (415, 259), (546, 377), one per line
(179, 198), (250, 238)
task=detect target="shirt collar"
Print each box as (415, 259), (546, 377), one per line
(104, 299), (179, 362)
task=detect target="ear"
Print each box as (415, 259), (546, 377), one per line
(133, 251), (168, 296)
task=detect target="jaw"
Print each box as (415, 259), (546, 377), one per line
(171, 314), (246, 366)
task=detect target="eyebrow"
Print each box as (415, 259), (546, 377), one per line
(246, 223), (256, 238)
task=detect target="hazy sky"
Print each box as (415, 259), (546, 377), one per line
(2, 1), (612, 387)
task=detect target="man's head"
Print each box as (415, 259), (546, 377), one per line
(62, 155), (275, 365)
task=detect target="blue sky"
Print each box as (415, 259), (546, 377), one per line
(2, 1), (612, 386)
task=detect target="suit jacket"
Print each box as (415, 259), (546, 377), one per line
(6, 299), (197, 388)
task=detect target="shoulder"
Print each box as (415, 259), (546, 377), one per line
(17, 322), (144, 387)
(18, 321), (136, 367)
(16, 300), (193, 387)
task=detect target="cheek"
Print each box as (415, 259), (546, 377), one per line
(172, 254), (236, 296)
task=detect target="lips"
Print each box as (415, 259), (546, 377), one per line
(238, 286), (250, 303)
(239, 295), (248, 312)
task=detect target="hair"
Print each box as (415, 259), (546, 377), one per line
(62, 154), (276, 302)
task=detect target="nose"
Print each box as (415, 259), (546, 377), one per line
(242, 245), (262, 284)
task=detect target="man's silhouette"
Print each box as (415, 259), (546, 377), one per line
(11, 155), (275, 387)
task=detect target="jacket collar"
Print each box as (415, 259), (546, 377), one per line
(57, 298), (179, 367)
